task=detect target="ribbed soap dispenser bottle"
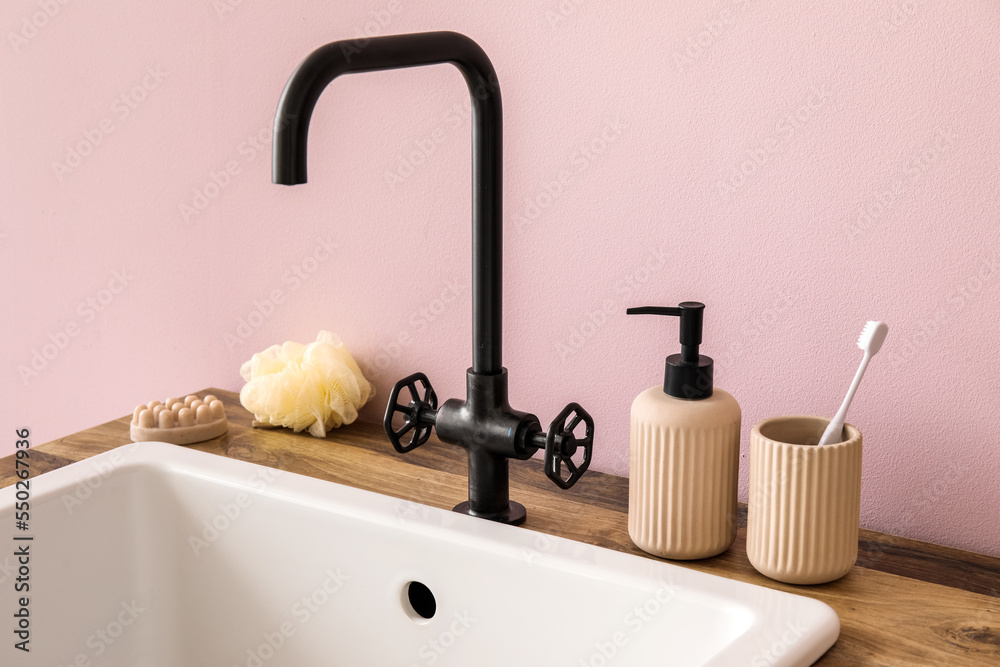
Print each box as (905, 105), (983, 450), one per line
(626, 303), (741, 560)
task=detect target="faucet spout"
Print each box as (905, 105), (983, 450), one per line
(272, 31), (502, 374)
(273, 31), (594, 524)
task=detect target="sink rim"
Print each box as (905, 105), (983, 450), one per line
(1, 441), (840, 666)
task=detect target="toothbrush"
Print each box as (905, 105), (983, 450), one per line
(818, 321), (889, 446)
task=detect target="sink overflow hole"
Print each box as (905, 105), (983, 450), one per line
(405, 581), (436, 620)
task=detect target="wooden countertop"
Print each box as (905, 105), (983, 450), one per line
(4, 388), (998, 665)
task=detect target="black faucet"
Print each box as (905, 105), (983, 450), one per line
(272, 31), (593, 525)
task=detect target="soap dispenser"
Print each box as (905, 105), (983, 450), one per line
(626, 303), (741, 560)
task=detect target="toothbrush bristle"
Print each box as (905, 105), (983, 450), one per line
(857, 322), (874, 347)
(857, 320), (889, 354)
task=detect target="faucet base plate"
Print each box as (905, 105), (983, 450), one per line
(453, 500), (526, 526)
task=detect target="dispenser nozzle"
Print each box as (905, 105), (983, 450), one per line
(626, 302), (704, 364)
(627, 302), (713, 399)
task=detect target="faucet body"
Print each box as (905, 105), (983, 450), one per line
(273, 31), (592, 525)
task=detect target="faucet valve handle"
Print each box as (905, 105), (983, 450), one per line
(384, 372), (438, 454)
(544, 403), (594, 490)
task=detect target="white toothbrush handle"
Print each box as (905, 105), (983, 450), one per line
(818, 353), (871, 446)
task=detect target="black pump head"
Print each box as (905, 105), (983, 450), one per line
(627, 302), (714, 400)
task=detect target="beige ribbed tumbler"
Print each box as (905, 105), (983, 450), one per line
(747, 416), (862, 585)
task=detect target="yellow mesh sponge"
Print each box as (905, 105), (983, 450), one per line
(239, 331), (374, 438)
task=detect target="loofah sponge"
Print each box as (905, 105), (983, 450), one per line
(239, 331), (375, 438)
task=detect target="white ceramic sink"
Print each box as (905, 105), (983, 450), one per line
(1, 443), (838, 666)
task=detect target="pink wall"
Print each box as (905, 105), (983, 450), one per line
(4, 2), (998, 556)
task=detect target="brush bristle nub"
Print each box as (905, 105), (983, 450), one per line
(857, 321), (889, 355)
